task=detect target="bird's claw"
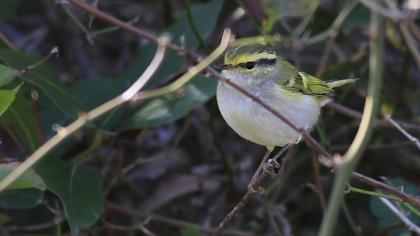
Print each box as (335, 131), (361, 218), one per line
(262, 159), (281, 178)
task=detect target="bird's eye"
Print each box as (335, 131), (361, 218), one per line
(245, 62), (255, 70)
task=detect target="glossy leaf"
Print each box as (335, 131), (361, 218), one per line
(35, 157), (105, 236)
(0, 89), (16, 118)
(0, 162), (46, 209)
(0, 162), (46, 191)
(0, 92), (41, 150)
(0, 48), (84, 117)
(0, 64), (18, 87)
(121, 75), (217, 130)
(70, 77), (126, 129)
(169, 0), (223, 49)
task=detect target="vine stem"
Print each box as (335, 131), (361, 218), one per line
(319, 12), (384, 236)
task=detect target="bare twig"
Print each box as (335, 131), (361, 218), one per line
(384, 115), (420, 150)
(380, 197), (420, 234)
(216, 169), (268, 231)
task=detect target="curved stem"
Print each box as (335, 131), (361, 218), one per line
(319, 11), (384, 236)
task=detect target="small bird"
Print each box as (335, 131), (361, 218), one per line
(216, 44), (356, 185)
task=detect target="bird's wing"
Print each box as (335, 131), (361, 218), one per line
(277, 61), (334, 96)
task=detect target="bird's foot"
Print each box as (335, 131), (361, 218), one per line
(247, 184), (266, 194)
(262, 158), (281, 178)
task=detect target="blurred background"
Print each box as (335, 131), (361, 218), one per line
(0, 0), (419, 235)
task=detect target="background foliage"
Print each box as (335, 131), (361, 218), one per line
(0, 0), (419, 235)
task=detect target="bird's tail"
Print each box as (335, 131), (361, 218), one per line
(327, 78), (358, 88)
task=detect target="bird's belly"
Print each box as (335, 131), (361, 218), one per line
(216, 81), (320, 148)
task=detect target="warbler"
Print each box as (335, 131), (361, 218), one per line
(216, 44), (356, 153)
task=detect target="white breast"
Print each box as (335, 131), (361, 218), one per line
(216, 74), (321, 149)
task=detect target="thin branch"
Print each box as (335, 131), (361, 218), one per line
(380, 197), (420, 234)
(327, 102), (420, 134)
(0, 36), (169, 192)
(67, 0), (180, 51)
(106, 203), (254, 236)
(0, 32), (16, 50)
(399, 20), (420, 68)
(385, 115), (420, 150)
(320, 12), (384, 236)
(348, 185), (420, 217)
(351, 173), (420, 209)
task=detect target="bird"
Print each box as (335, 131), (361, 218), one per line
(216, 44), (356, 188)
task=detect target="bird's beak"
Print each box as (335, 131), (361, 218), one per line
(220, 64), (234, 70)
(214, 64), (233, 72)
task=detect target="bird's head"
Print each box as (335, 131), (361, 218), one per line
(221, 44), (278, 81)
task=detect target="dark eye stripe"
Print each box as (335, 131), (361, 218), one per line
(257, 58), (276, 65)
(237, 58), (276, 70)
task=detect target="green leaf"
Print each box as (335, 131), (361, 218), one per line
(120, 45), (184, 88)
(0, 64), (18, 87)
(0, 89), (17, 118)
(0, 162), (46, 191)
(70, 77), (124, 129)
(0, 188), (43, 209)
(0, 162), (46, 209)
(35, 157), (105, 236)
(0, 91), (41, 150)
(0, 48), (84, 118)
(169, 0), (223, 49)
(121, 75), (217, 130)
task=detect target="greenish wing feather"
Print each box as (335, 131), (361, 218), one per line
(282, 71), (334, 96)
